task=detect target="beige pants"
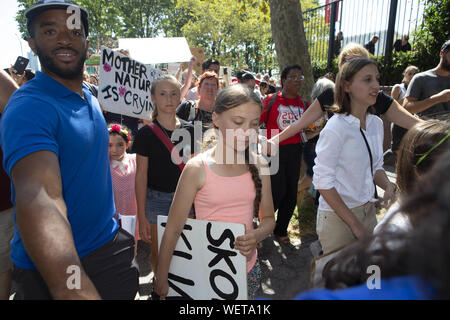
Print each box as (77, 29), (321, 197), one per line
(316, 202), (378, 255)
(0, 208), (14, 273)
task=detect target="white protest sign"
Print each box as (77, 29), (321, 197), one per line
(118, 37), (192, 64)
(157, 215), (248, 300)
(98, 46), (164, 120)
(119, 214), (136, 238)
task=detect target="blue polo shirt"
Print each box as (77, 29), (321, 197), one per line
(0, 71), (118, 270)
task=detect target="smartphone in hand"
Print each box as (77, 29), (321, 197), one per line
(13, 56), (29, 75)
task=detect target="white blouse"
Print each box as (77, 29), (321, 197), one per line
(313, 113), (385, 211)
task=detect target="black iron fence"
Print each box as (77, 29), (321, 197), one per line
(303, 0), (425, 69)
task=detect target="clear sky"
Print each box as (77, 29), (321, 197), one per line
(0, 0), (30, 69)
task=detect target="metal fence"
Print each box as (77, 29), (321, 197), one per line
(303, 0), (426, 68)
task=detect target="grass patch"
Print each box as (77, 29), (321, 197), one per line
(288, 192), (318, 239)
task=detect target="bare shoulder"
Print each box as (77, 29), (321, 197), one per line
(182, 154), (206, 189)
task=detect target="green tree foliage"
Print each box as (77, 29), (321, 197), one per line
(176, 0), (273, 72)
(15, 0), (320, 75)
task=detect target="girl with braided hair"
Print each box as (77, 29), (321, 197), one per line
(154, 84), (275, 299)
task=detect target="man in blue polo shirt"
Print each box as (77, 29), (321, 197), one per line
(0, 0), (138, 299)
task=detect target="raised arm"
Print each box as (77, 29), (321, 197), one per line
(269, 98), (324, 144)
(12, 151), (100, 299)
(383, 99), (421, 129)
(0, 70), (19, 112)
(180, 57), (196, 101)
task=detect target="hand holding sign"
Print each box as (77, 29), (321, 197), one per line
(234, 229), (259, 258)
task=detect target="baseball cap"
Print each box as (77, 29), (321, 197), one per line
(25, 0), (89, 37)
(441, 40), (450, 52)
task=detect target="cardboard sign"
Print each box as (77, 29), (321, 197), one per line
(98, 46), (164, 120)
(157, 215), (248, 300)
(118, 37), (192, 64)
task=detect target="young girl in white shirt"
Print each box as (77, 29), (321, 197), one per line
(313, 58), (396, 255)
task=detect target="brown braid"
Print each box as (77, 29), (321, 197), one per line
(246, 148), (262, 218)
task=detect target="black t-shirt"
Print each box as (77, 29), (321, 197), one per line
(317, 87), (393, 116)
(176, 101), (213, 131)
(132, 119), (195, 193)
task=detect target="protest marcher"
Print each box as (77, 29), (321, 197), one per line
(394, 35), (412, 53)
(133, 75), (195, 274)
(391, 65), (419, 156)
(259, 81), (269, 99)
(312, 58), (396, 255)
(364, 35), (379, 55)
(260, 64), (309, 244)
(176, 71), (219, 130)
(334, 31), (343, 58)
(242, 73), (263, 100)
(154, 85), (275, 299)
(108, 123), (139, 253)
(268, 43), (421, 147)
(0, 0), (139, 299)
(403, 40), (450, 120)
(297, 77), (334, 208)
(375, 120), (450, 234)
(185, 58), (220, 101)
(297, 150), (450, 300)
(0, 70), (18, 299)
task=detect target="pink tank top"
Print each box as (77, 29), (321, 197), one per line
(194, 152), (257, 272)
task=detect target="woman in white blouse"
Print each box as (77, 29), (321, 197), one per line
(313, 58), (396, 254)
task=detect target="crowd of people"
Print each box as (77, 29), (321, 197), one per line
(0, 0), (449, 301)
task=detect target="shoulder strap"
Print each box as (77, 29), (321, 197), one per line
(264, 93), (279, 127)
(146, 122), (185, 172)
(359, 128), (378, 199)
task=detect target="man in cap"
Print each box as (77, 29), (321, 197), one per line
(403, 40), (450, 119)
(0, 1), (139, 299)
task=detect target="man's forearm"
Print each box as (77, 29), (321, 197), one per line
(403, 95), (442, 114)
(15, 194), (100, 299)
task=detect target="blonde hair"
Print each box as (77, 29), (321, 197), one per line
(338, 43), (370, 67)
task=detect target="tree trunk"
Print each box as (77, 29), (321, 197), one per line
(268, 0), (314, 102)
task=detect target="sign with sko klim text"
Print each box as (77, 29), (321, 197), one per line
(157, 215), (247, 300)
(98, 46), (164, 120)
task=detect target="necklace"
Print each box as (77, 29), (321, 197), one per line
(158, 121), (174, 142)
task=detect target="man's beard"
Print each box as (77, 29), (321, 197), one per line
(441, 55), (450, 72)
(35, 44), (86, 80)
